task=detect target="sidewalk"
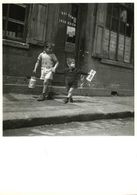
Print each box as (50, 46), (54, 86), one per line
(3, 93), (134, 130)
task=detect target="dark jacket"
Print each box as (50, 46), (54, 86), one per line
(64, 67), (87, 84)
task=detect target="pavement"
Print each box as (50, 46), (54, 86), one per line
(3, 93), (134, 130)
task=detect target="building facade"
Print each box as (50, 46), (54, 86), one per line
(3, 3), (134, 95)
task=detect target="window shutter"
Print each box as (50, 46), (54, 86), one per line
(92, 4), (107, 58)
(27, 4), (48, 45)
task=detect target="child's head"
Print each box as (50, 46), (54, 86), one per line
(44, 42), (55, 53)
(67, 58), (76, 69)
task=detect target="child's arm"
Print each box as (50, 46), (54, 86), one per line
(33, 54), (41, 73)
(52, 54), (59, 73)
(81, 71), (88, 75)
(77, 69), (88, 76)
(52, 61), (59, 73)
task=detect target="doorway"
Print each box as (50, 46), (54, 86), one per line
(54, 3), (84, 85)
(55, 4), (82, 66)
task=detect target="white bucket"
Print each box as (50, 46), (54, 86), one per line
(28, 76), (36, 88)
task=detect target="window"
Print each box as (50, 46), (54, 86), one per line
(3, 4), (29, 42)
(103, 3), (134, 63)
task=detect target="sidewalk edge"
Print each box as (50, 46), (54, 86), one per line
(3, 111), (134, 130)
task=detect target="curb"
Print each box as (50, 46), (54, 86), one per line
(3, 111), (134, 130)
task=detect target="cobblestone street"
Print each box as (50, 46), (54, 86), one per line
(3, 117), (134, 136)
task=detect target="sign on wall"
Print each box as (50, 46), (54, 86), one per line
(58, 5), (78, 53)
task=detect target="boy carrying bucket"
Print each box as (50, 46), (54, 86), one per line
(33, 42), (59, 101)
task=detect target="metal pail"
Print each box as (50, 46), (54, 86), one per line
(28, 76), (36, 88)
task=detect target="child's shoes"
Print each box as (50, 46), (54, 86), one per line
(37, 94), (45, 101)
(69, 97), (73, 103)
(63, 97), (73, 104)
(63, 97), (69, 104)
(46, 92), (54, 100)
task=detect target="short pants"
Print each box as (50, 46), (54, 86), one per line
(40, 68), (53, 81)
(65, 79), (78, 90)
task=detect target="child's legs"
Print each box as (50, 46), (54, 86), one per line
(41, 69), (53, 94)
(42, 80), (48, 94)
(65, 80), (70, 93)
(65, 81), (75, 98)
(67, 87), (74, 98)
(42, 79), (52, 94)
(47, 79), (52, 95)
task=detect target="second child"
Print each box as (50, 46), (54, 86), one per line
(64, 58), (87, 104)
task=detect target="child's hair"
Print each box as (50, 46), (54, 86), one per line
(44, 42), (55, 50)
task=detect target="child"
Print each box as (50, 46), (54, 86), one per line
(33, 42), (59, 101)
(64, 58), (87, 104)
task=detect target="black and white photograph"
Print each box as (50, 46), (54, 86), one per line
(1, 1), (137, 195)
(3, 3), (134, 136)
